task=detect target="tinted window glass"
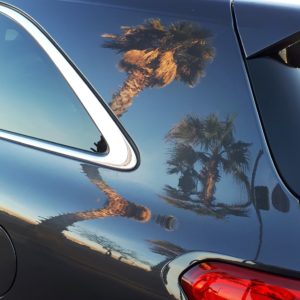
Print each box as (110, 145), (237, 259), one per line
(247, 39), (300, 197)
(0, 13), (103, 152)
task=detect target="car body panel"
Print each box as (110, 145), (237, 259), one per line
(234, 0), (300, 57)
(0, 0), (299, 299)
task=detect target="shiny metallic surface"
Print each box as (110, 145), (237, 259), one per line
(234, 0), (300, 57)
(0, 0), (298, 299)
(0, 4), (138, 170)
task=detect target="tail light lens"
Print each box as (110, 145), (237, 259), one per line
(181, 262), (300, 300)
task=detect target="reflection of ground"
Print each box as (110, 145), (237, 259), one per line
(0, 205), (38, 225)
(0, 210), (172, 300)
(64, 229), (151, 271)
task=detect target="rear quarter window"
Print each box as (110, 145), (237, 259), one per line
(247, 36), (300, 197)
(0, 13), (101, 152)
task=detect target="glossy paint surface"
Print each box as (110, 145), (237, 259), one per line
(0, 0), (299, 299)
(234, 0), (300, 57)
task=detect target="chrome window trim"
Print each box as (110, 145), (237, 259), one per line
(0, 4), (138, 170)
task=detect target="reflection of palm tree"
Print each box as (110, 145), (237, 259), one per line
(74, 228), (151, 267)
(166, 114), (251, 204)
(148, 240), (185, 260)
(102, 19), (214, 117)
(38, 165), (151, 232)
(39, 165), (177, 232)
(160, 194), (249, 218)
(148, 240), (186, 276)
(81, 164), (152, 222)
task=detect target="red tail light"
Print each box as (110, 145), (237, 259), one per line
(181, 262), (300, 300)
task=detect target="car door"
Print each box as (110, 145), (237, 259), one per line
(0, 1), (300, 300)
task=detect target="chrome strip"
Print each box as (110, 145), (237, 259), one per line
(0, 5), (138, 170)
(162, 251), (254, 300)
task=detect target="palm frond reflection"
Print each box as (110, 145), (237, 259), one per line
(102, 19), (215, 117)
(162, 114), (255, 218)
(148, 240), (186, 260)
(165, 114), (251, 208)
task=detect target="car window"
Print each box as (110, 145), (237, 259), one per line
(247, 36), (300, 197)
(0, 13), (104, 153)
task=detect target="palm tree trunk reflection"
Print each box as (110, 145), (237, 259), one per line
(38, 164), (151, 233)
(38, 164), (177, 233)
(165, 114), (251, 210)
(102, 19), (215, 117)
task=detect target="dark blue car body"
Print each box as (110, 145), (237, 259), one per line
(0, 0), (299, 299)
